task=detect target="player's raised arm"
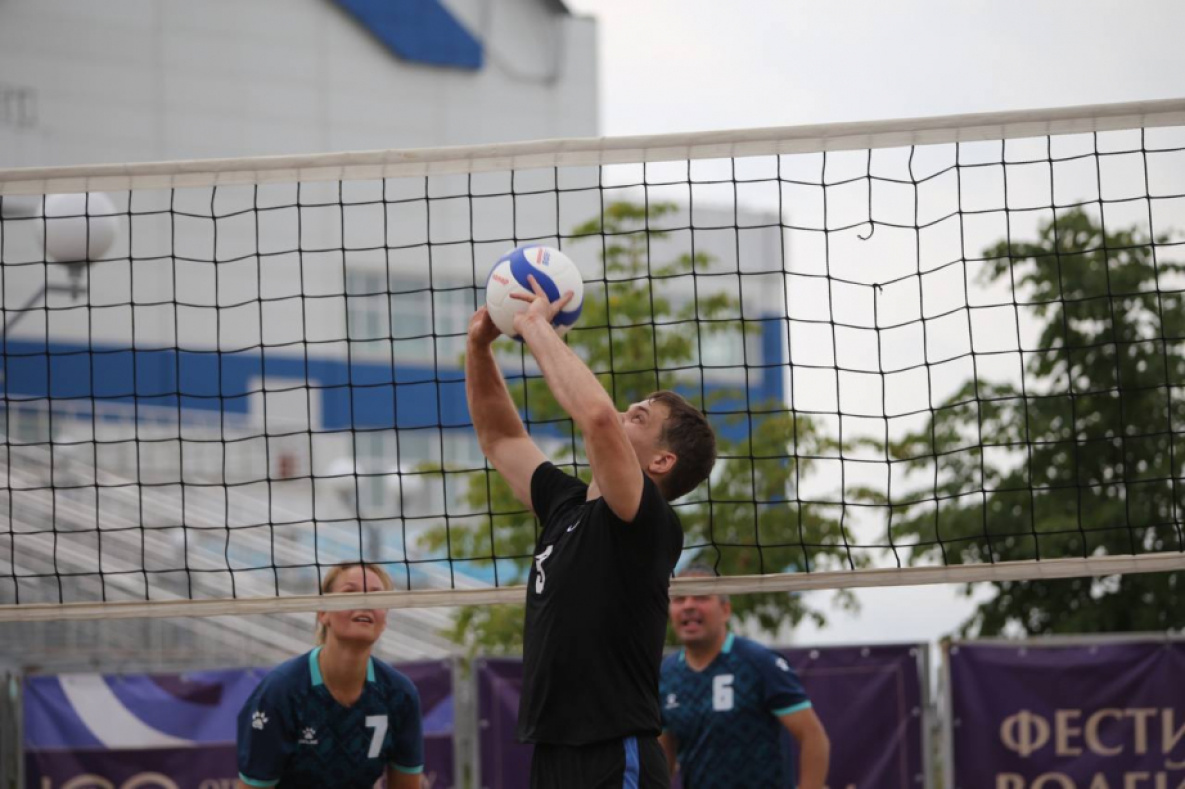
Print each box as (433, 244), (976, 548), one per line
(513, 277), (648, 522)
(465, 306), (548, 512)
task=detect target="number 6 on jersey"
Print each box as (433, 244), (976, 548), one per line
(712, 674), (734, 711)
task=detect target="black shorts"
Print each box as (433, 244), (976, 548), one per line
(530, 735), (668, 789)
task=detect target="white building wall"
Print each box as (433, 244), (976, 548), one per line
(0, 0), (601, 622)
(0, 0), (598, 359)
(0, 0), (597, 168)
(0, 2), (791, 624)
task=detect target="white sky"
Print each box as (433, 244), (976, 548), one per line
(567, 0), (1185, 136)
(565, 0), (1185, 646)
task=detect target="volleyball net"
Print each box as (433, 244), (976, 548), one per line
(2, 98), (1184, 622)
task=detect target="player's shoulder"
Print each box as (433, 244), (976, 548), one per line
(640, 472), (679, 515)
(729, 636), (804, 690)
(264, 650), (314, 689)
(251, 649), (314, 707)
(532, 461), (589, 515)
(534, 460), (587, 491)
(660, 650), (686, 676)
(370, 659), (421, 703)
(729, 634), (786, 667)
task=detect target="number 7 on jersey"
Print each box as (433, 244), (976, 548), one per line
(365, 715), (388, 758)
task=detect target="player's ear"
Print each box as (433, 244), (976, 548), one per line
(648, 449), (676, 476)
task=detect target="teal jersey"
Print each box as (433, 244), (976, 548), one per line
(660, 634), (811, 789)
(237, 647), (423, 789)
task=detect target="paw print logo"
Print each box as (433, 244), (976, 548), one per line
(251, 711), (269, 730)
(303, 728), (315, 740)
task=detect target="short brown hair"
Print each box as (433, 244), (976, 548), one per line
(678, 562), (729, 604)
(648, 390), (716, 501)
(314, 562), (393, 645)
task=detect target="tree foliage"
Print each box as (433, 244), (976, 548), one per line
(422, 201), (858, 653)
(889, 207), (1185, 635)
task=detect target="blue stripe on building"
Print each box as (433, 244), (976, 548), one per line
(1, 317), (784, 440)
(332, 0), (483, 71)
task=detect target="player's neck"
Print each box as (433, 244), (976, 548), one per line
(318, 640), (370, 706)
(684, 630), (729, 671)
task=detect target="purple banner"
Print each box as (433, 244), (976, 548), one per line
(476, 658), (534, 789)
(25, 659), (455, 789)
(395, 659), (456, 789)
(27, 747), (238, 789)
(781, 644), (926, 789)
(949, 641), (1185, 789)
(476, 644), (926, 789)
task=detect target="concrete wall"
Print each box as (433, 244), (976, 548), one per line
(0, 2), (790, 598)
(0, 0), (597, 167)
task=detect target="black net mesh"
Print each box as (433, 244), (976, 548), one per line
(2, 121), (1184, 614)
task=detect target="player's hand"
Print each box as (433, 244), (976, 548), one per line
(509, 275), (574, 336)
(468, 306), (501, 347)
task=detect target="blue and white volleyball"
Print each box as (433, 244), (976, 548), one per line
(485, 245), (584, 339)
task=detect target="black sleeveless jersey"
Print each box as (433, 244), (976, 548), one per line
(517, 462), (684, 746)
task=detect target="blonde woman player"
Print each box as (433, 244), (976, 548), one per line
(236, 563), (424, 788)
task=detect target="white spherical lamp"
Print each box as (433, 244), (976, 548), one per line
(43, 192), (118, 264)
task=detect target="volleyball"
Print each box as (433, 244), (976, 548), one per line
(484, 245), (584, 339)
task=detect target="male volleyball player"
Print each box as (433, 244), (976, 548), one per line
(660, 565), (830, 789)
(466, 276), (717, 789)
(235, 563), (423, 789)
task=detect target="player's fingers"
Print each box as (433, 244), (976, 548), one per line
(556, 291), (575, 310)
(468, 307), (499, 338)
(527, 274), (548, 298)
(510, 277), (548, 304)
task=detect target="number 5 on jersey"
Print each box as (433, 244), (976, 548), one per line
(534, 545), (554, 594)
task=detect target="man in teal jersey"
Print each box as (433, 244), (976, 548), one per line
(659, 565), (830, 789)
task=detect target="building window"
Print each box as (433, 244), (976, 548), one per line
(700, 325), (746, 370)
(5, 404), (53, 445)
(347, 271), (475, 365)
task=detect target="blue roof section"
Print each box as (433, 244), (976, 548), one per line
(332, 0), (483, 71)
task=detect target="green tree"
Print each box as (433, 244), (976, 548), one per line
(888, 207), (1185, 636)
(422, 201), (857, 653)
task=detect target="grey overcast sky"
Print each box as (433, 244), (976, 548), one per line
(566, 0), (1185, 136)
(562, 0), (1185, 646)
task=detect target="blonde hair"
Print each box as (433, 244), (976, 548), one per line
(314, 562), (394, 645)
